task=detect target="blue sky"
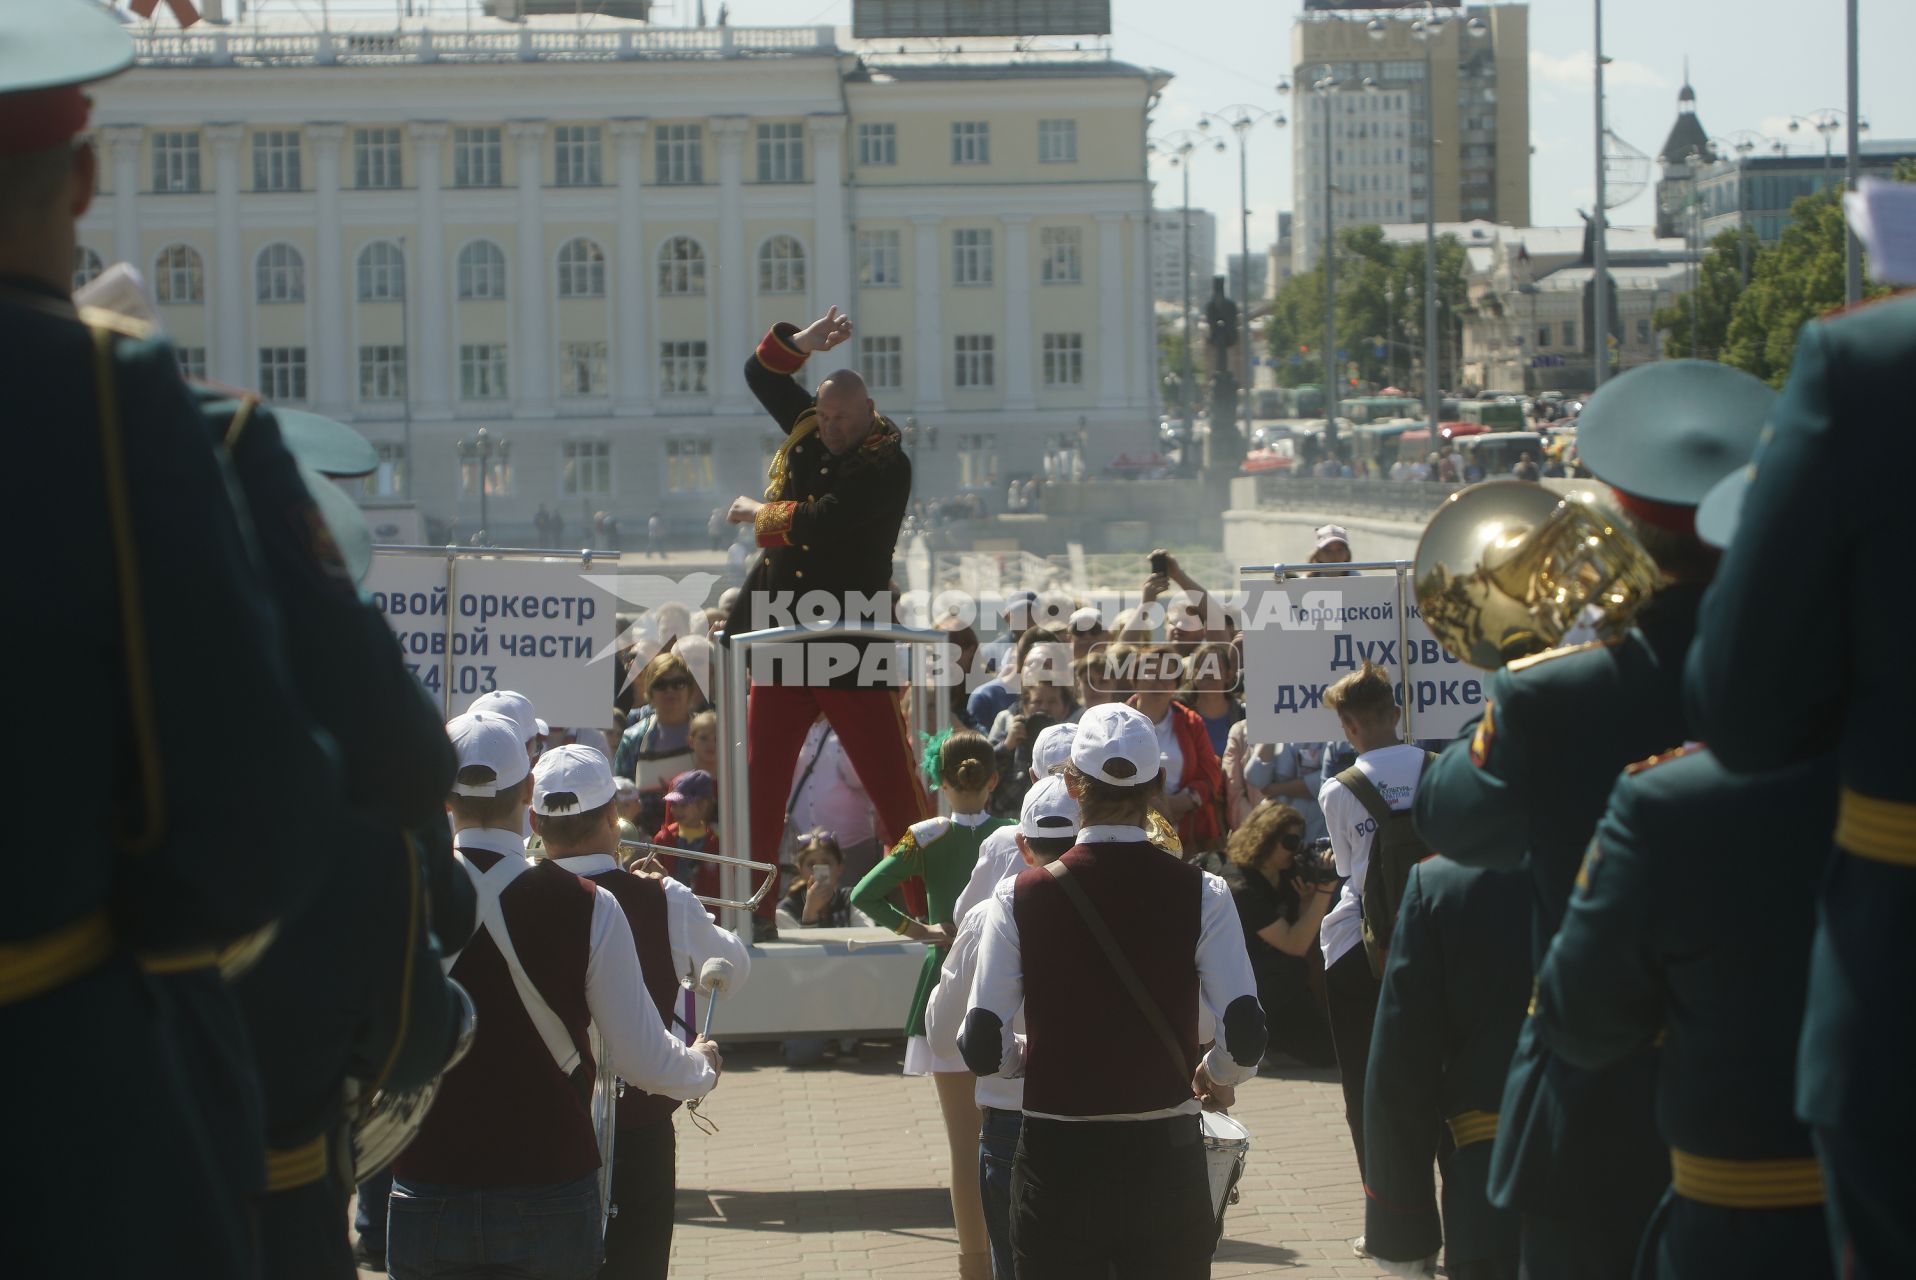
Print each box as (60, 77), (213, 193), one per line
(707, 0), (1916, 270)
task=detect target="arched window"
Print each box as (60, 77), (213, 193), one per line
(155, 244), (205, 304)
(256, 242), (305, 303)
(357, 240), (406, 301)
(457, 240), (508, 300)
(757, 235), (806, 295)
(656, 237), (705, 296)
(556, 237), (606, 298)
(72, 246), (105, 292)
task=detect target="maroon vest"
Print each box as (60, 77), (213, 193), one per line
(585, 869), (686, 1129)
(1013, 841), (1204, 1117)
(395, 849), (601, 1187)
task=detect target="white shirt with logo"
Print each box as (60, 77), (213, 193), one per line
(1316, 743), (1427, 969)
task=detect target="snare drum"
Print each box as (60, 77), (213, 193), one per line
(1199, 1110), (1250, 1236)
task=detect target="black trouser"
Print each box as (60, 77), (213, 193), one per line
(259, 1177), (356, 1280)
(600, 1118), (676, 1279)
(1450, 1258), (1520, 1280)
(1324, 945), (1381, 1179)
(1817, 1126), (1914, 1280)
(1010, 1114), (1215, 1280)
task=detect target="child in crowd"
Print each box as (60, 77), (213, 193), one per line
(654, 769), (720, 900)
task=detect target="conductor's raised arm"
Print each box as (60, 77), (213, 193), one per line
(743, 306), (854, 432)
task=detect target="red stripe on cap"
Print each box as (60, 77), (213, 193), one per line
(0, 86), (90, 156)
(1611, 487), (1697, 535)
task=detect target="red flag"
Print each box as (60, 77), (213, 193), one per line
(128, 0), (202, 29)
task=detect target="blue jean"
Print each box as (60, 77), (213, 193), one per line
(978, 1107), (1023, 1280)
(387, 1174), (603, 1280)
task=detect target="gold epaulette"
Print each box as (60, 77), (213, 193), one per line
(77, 304), (155, 341)
(1504, 637), (1616, 673)
(1147, 809), (1183, 856)
(1625, 744), (1699, 776)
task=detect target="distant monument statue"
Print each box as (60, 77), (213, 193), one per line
(1203, 275), (1245, 467)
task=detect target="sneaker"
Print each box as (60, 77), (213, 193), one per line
(752, 916), (779, 944)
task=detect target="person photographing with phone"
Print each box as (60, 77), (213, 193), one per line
(782, 830), (857, 929)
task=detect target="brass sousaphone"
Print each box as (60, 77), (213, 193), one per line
(1414, 480), (1660, 669)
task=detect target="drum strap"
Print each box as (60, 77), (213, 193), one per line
(1042, 860), (1190, 1086)
(472, 856), (582, 1077)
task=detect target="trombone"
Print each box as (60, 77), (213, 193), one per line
(616, 839), (780, 911)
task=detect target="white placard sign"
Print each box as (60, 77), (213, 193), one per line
(1239, 575), (1487, 745)
(365, 552), (618, 729)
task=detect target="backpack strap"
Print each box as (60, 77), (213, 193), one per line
(1333, 763), (1394, 828)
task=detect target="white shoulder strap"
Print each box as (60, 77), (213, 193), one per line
(472, 854), (582, 1077)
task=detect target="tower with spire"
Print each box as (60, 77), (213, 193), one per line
(1656, 61), (1713, 238)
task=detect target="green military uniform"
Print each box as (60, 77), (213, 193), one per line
(1686, 294), (1916, 1278)
(1414, 360), (1778, 1277)
(1533, 747), (1837, 1279)
(0, 7), (340, 1274)
(1364, 858), (1530, 1280)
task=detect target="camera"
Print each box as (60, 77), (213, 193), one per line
(1291, 838), (1341, 887)
(1149, 551), (1170, 576)
(1022, 712), (1055, 741)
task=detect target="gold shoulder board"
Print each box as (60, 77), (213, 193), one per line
(1505, 637), (1616, 673)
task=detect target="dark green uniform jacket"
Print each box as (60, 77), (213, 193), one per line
(1533, 748), (1836, 1280)
(1364, 858), (1530, 1272)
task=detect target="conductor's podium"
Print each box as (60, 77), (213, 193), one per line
(722, 927), (929, 1041)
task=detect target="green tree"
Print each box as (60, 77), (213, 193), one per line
(1656, 226), (1761, 359)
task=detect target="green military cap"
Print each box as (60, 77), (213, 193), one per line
(1696, 460), (1755, 550)
(0, 0), (133, 153)
(273, 406), (381, 478)
(301, 462), (374, 584)
(1574, 360), (1776, 515)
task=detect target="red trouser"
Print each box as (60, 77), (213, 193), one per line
(746, 682), (931, 921)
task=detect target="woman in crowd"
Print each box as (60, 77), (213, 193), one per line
(1182, 638), (1245, 759)
(614, 650), (704, 834)
(1223, 801), (1338, 1066)
(988, 666), (1080, 818)
(1222, 725), (1331, 842)
(850, 731), (1007, 1280)
(1114, 642), (1223, 854)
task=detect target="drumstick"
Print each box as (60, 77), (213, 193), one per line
(696, 957), (734, 1039)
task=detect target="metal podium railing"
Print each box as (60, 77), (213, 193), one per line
(715, 624), (957, 938)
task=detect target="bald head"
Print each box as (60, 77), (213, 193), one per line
(814, 370), (877, 456)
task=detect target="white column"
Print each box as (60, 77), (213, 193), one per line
(1001, 214), (1034, 412)
(806, 114), (850, 377)
(611, 118), (649, 415)
(911, 214), (946, 410)
(510, 121), (553, 416)
(104, 125), (142, 270)
(1129, 211), (1152, 410)
(1096, 212), (1127, 408)
(712, 116), (752, 413)
(309, 124), (348, 414)
(207, 123), (247, 386)
(409, 124), (451, 417)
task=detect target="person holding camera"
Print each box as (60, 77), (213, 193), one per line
(1222, 802), (1338, 1068)
(989, 660), (1079, 819)
(781, 829), (857, 929)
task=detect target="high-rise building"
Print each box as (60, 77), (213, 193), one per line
(1289, 3), (1530, 272)
(1149, 208), (1218, 305)
(1225, 252), (1269, 304)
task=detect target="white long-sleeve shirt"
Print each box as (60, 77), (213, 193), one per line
(550, 853), (751, 994)
(951, 826), (1022, 927)
(926, 899), (1025, 1111)
(966, 824), (1261, 1120)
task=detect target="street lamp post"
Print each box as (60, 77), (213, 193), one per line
(1287, 65), (1350, 441)
(1786, 108), (1870, 305)
(1198, 105), (1287, 463)
(398, 233), (414, 501)
(456, 426), (509, 545)
(1593, 0), (1611, 390)
(1147, 129), (1223, 474)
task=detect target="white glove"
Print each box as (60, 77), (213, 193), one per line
(1373, 1255), (1437, 1279)
(697, 957), (735, 997)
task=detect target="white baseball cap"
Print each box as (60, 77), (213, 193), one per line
(448, 712), (531, 797)
(470, 689), (549, 744)
(1068, 606), (1105, 634)
(1314, 524), (1351, 552)
(1030, 722), (1078, 780)
(1019, 775), (1081, 841)
(531, 744), (618, 817)
(1069, 703), (1161, 787)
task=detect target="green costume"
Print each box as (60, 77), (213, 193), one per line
(852, 812), (1008, 1038)
(1533, 747), (1836, 1280)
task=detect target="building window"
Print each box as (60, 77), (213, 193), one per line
(553, 125), (603, 187)
(857, 230), (902, 287)
(562, 439), (612, 496)
(952, 228), (994, 286)
(1636, 318), (1651, 346)
(176, 346), (207, 380)
(457, 240), (508, 300)
(659, 340), (709, 396)
(656, 237), (706, 296)
(954, 334), (995, 389)
(555, 237), (606, 298)
(1038, 119), (1077, 164)
(666, 437), (715, 493)
(459, 343), (509, 400)
(353, 127), (402, 189)
(951, 121), (990, 166)
(152, 131), (201, 193)
(73, 246), (104, 291)
(357, 240), (405, 301)
(452, 127), (503, 188)
(654, 123), (703, 185)
(860, 335), (903, 390)
(358, 345), (407, 401)
(757, 235), (806, 295)
(258, 347), (308, 401)
(1536, 325), (1551, 349)
(155, 244), (204, 303)
(459, 452), (512, 498)
(559, 341), (608, 398)
(362, 442), (407, 498)
(1042, 333), (1084, 387)
(1561, 320), (1576, 348)
(857, 122), (896, 166)
(255, 243), (305, 304)
(1039, 227), (1081, 284)
(756, 122), (805, 183)
(957, 433), (998, 488)
(252, 129), (302, 192)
